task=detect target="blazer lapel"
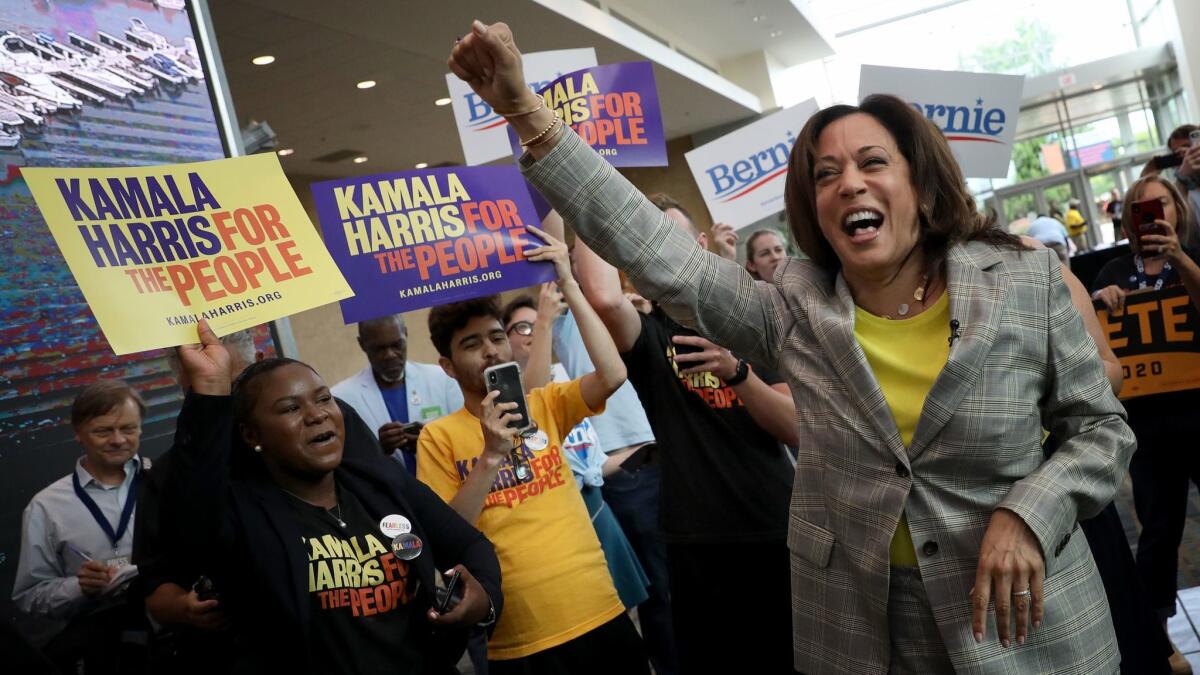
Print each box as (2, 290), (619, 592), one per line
(809, 275), (907, 463)
(907, 243), (1008, 459)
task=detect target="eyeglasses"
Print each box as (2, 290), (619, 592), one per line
(506, 321), (534, 337)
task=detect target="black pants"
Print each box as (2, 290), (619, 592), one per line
(1128, 411), (1200, 620)
(487, 614), (649, 675)
(667, 539), (795, 674)
(602, 462), (679, 675)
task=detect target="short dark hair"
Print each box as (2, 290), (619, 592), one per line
(785, 93), (1018, 275)
(71, 380), (146, 428)
(646, 192), (691, 221)
(232, 358), (318, 429)
(501, 295), (537, 327)
(428, 296), (502, 358)
(1168, 124), (1197, 144)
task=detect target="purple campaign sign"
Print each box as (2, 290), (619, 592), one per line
(311, 165), (556, 323)
(509, 61), (667, 167)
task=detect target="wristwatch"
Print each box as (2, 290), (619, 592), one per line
(725, 358), (751, 386)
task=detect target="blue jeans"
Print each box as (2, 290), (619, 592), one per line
(602, 463), (678, 675)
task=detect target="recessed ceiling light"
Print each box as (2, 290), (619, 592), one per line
(252, 55), (275, 66)
(353, 156), (368, 164)
(415, 162), (429, 169)
(435, 97), (452, 106)
(752, 15), (766, 22)
(1092, 83), (1103, 90)
(356, 80), (376, 89)
(277, 148), (294, 156)
(770, 30), (783, 38)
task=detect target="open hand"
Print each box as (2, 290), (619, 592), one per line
(970, 509), (1045, 647)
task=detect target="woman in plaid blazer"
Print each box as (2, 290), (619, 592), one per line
(450, 22), (1136, 674)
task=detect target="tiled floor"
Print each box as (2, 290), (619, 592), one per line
(1118, 477), (1200, 669)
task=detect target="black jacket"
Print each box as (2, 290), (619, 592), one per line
(163, 393), (502, 674)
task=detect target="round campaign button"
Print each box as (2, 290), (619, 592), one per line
(379, 514), (412, 538)
(524, 430), (549, 451)
(391, 533), (424, 561)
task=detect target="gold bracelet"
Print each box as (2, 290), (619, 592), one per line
(519, 111), (561, 147)
(525, 116), (566, 149)
(496, 97), (545, 118)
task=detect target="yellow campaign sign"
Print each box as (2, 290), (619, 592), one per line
(22, 153), (353, 354)
(1094, 286), (1200, 400)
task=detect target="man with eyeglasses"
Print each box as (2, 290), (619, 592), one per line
(13, 379), (149, 673)
(332, 313), (463, 473)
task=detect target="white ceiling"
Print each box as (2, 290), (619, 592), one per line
(209, 0), (827, 177)
(599, 0), (833, 67)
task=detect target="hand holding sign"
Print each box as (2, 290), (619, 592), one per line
(177, 319), (233, 396)
(524, 224), (572, 283)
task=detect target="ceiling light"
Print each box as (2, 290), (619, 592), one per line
(770, 30), (784, 38)
(435, 97), (452, 106)
(415, 162), (429, 169)
(356, 80), (376, 89)
(251, 55), (275, 66)
(277, 148), (294, 156)
(353, 156), (368, 164)
(752, 15), (766, 22)
(1092, 83), (1103, 90)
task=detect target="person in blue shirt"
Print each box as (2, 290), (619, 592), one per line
(333, 314), (463, 474)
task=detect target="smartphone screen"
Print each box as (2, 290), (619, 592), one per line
(485, 363), (533, 435)
(1130, 198), (1166, 237)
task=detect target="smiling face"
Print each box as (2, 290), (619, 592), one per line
(746, 231), (787, 281)
(443, 314), (513, 397)
(75, 397), (142, 474)
(811, 113), (921, 279)
(241, 364), (345, 480)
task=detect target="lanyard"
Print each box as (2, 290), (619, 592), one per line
(1133, 255), (1173, 291)
(72, 466), (139, 549)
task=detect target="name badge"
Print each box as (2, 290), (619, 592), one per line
(105, 555), (131, 569)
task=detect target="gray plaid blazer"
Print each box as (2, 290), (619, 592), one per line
(524, 131), (1136, 674)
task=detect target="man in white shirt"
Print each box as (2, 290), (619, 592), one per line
(13, 379), (148, 671)
(332, 313), (463, 473)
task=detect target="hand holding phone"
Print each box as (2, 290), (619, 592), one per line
(484, 363), (533, 436)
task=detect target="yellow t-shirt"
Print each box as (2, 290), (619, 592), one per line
(416, 379), (624, 660)
(1065, 208), (1087, 236)
(854, 291), (950, 567)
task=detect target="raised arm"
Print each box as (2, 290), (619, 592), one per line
(526, 225), (625, 409)
(521, 283), (565, 391)
(574, 236), (642, 352)
(449, 20), (781, 367)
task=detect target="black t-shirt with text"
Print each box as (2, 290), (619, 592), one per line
(1091, 247), (1200, 423)
(622, 309), (793, 543)
(285, 484), (422, 675)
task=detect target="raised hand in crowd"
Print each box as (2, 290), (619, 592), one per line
(711, 222), (738, 261)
